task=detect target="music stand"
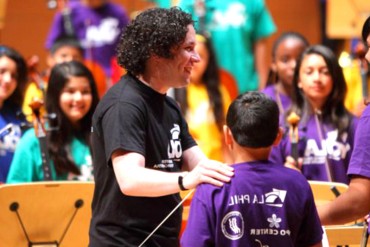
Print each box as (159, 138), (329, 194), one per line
(0, 181), (94, 247)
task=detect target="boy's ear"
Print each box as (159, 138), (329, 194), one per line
(273, 127), (284, 146)
(223, 125), (233, 148)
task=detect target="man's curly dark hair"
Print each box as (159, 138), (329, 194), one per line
(116, 7), (194, 76)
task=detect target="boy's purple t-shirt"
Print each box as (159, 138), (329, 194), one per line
(45, 2), (129, 77)
(261, 85), (291, 125)
(347, 105), (370, 178)
(180, 161), (323, 247)
(269, 114), (358, 183)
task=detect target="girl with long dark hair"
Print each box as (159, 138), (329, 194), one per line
(7, 61), (99, 182)
(269, 45), (358, 184)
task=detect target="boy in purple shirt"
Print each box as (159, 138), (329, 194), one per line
(181, 92), (323, 247)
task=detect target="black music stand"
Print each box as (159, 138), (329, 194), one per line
(0, 181), (94, 247)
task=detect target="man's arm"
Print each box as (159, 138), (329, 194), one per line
(318, 176), (370, 225)
(181, 146), (234, 190)
(112, 150), (183, 197)
(112, 147), (233, 197)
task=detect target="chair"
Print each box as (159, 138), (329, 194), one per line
(308, 180), (349, 206)
(323, 225), (367, 247)
(0, 181), (94, 247)
(309, 180), (364, 226)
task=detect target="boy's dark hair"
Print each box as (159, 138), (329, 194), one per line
(226, 91), (279, 148)
(116, 7), (193, 76)
(49, 36), (83, 55)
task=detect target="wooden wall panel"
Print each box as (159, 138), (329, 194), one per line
(0, 0), (321, 72)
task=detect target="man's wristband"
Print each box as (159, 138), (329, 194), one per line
(178, 174), (188, 191)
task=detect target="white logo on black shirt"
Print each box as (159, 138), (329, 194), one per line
(167, 124), (182, 160)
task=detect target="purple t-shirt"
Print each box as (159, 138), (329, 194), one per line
(347, 105), (370, 178)
(269, 114), (358, 183)
(181, 161), (323, 247)
(45, 2), (129, 77)
(261, 85), (291, 125)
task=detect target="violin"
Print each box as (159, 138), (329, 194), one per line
(29, 97), (52, 181)
(287, 112), (300, 164)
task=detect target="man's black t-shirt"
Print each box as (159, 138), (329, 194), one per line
(89, 74), (196, 247)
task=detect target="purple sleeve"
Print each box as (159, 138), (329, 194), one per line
(348, 106), (370, 178)
(45, 12), (65, 49)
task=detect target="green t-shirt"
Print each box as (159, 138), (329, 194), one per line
(148, 0), (173, 8)
(7, 129), (93, 183)
(178, 0), (276, 93)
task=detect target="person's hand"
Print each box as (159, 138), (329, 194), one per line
(182, 159), (234, 190)
(284, 155), (303, 172)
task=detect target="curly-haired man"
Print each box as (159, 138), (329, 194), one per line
(89, 7), (234, 247)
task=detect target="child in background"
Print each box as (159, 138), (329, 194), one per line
(178, 0), (277, 93)
(24, 36), (106, 121)
(23, 36), (85, 120)
(7, 61), (99, 183)
(269, 45), (358, 184)
(181, 92), (323, 247)
(174, 33), (232, 162)
(22, 36), (107, 121)
(0, 45), (28, 183)
(45, 0), (130, 79)
(262, 32), (309, 124)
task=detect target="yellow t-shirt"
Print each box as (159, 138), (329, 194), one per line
(185, 83), (231, 162)
(340, 52), (370, 116)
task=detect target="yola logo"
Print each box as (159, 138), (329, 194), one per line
(167, 124), (182, 159)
